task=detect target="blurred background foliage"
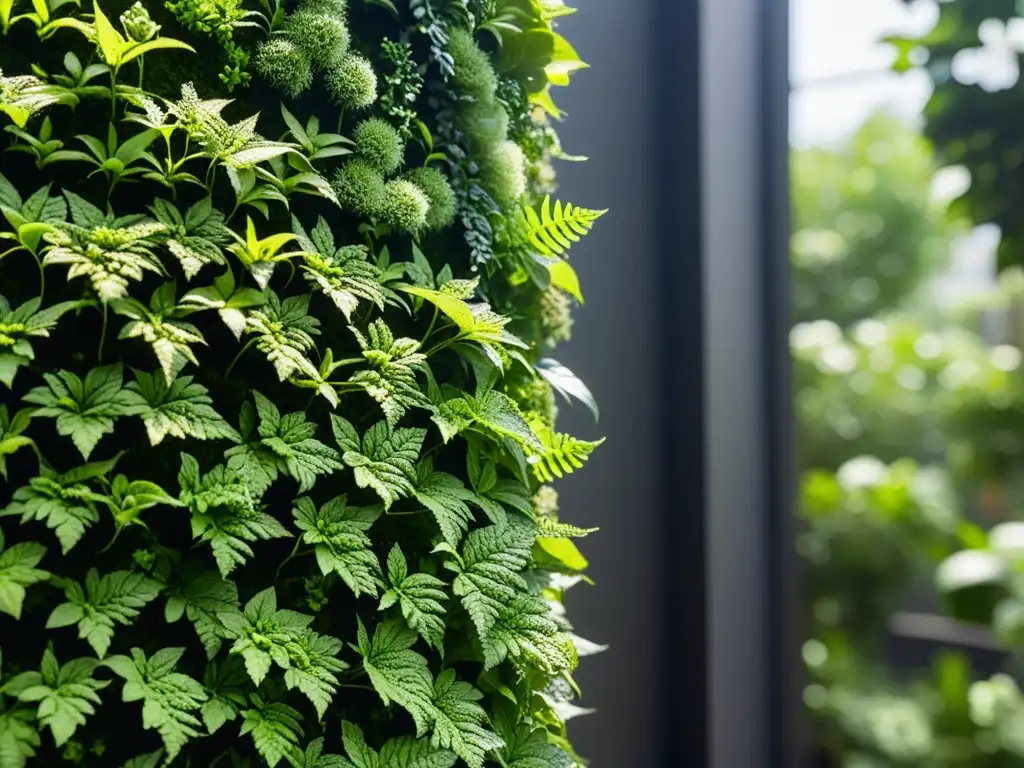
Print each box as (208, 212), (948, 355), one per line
(793, 14), (1024, 753)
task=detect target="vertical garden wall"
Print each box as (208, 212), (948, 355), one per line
(0, 0), (607, 765)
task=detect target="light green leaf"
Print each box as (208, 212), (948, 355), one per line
(429, 669), (504, 768)
(333, 417), (426, 510)
(46, 568), (163, 658)
(399, 285), (475, 331)
(124, 370), (240, 446)
(0, 530), (47, 620)
(16, 648), (109, 747)
(381, 545), (448, 653)
(547, 260), (582, 304)
(92, 1), (128, 66)
(293, 496), (382, 598)
(118, 38), (196, 66)
(105, 647), (207, 763)
(356, 619), (436, 737)
(23, 364), (144, 460)
(240, 696), (304, 768)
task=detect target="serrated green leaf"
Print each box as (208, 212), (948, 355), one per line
(429, 669), (504, 768)
(0, 707), (39, 768)
(221, 588), (347, 717)
(168, 572), (239, 659)
(46, 568), (163, 658)
(240, 696), (304, 768)
(414, 460), (482, 548)
(201, 657), (248, 734)
(357, 619), (435, 736)
(381, 545), (447, 653)
(105, 647), (207, 763)
(124, 370), (240, 446)
(333, 417), (426, 510)
(0, 530), (47, 620)
(23, 364), (143, 460)
(179, 453), (292, 578)
(293, 496), (382, 598)
(349, 320), (432, 427)
(2, 456), (120, 553)
(294, 217), (385, 321)
(244, 292), (321, 382)
(225, 392), (342, 495)
(16, 648), (109, 747)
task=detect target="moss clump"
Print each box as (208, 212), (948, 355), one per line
(447, 27), (497, 100)
(481, 139), (527, 207)
(516, 377), (558, 429)
(532, 485), (560, 521)
(285, 9), (349, 69)
(255, 38), (312, 98)
(379, 179), (430, 232)
(302, 0), (348, 16)
(404, 167), (456, 231)
(540, 285), (574, 344)
(326, 53), (378, 109)
(458, 99), (510, 153)
(353, 117), (404, 175)
(332, 160), (386, 215)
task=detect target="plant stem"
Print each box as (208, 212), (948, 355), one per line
(275, 538), (302, 579)
(336, 107), (345, 133)
(110, 68), (118, 119)
(34, 254), (44, 298)
(97, 302), (108, 363)
(386, 507), (429, 517)
(420, 304), (439, 345)
(425, 331), (464, 357)
(224, 338), (256, 378)
(138, 55), (144, 89)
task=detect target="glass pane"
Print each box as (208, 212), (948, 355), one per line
(791, 0), (1024, 764)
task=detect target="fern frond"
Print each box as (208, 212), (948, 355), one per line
(526, 421), (604, 483)
(521, 195), (606, 258)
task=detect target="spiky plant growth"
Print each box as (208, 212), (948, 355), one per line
(353, 117), (404, 175)
(326, 53), (377, 110)
(0, 1), (602, 766)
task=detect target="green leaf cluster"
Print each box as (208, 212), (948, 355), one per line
(0, 0), (605, 764)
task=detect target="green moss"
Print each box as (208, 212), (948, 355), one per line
(458, 98), (509, 153)
(532, 485), (560, 521)
(300, 0), (347, 17)
(255, 38), (313, 98)
(447, 27), (497, 100)
(379, 179), (429, 232)
(540, 284), (574, 344)
(325, 53), (377, 109)
(481, 139), (527, 208)
(331, 160), (386, 215)
(516, 378), (558, 429)
(353, 117), (404, 175)
(404, 167), (455, 231)
(285, 9), (349, 70)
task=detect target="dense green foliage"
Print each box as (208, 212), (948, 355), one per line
(0, 0), (605, 766)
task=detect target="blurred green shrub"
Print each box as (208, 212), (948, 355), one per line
(792, 112), (960, 328)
